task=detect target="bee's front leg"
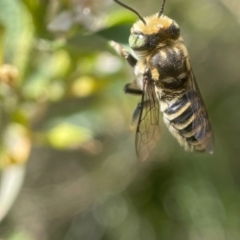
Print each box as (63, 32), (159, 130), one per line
(110, 41), (137, 67)
(110, 41), (141, 95)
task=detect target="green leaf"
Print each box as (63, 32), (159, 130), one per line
(67, 34), (110, 53)
(96, 24), (131, 45)
(46, 123), (92, 149)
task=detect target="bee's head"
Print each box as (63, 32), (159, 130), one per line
(130, 15), (180, 51)
(114, 0), (180, 55)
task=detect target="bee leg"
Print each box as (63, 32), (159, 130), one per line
(132, 102), (142, 124)
(131, 100), (150, 124)
(124, 83), (142, 95)
(110, 41), (137, 67)
(123, 51), (137, 67)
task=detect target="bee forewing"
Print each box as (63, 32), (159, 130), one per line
(135, 81), (160, 161)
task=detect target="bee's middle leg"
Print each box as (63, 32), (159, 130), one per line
(124, 83), (142, 95)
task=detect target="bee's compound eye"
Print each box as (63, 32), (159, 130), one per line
(168, 21), (180, 39)
(129, 32), (148, 49)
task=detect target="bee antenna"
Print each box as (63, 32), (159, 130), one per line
(113, 0), (146, 25)
(158, 0), (166, 17)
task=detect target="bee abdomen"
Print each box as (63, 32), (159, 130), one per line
(162, 92), (211, 152)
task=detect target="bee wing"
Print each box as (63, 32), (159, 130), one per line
(186, 70), (214, 153)
(135, 80), (160, 161)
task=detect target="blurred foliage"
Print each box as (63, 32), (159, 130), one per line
(0, 0), (240, 239)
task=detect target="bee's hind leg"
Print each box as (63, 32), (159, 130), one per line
(131, 100), (151, 125)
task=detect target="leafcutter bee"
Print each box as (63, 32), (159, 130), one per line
(112, 0), (214, 161)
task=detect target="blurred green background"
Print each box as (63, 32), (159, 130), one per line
(0, 0), (240, 239)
